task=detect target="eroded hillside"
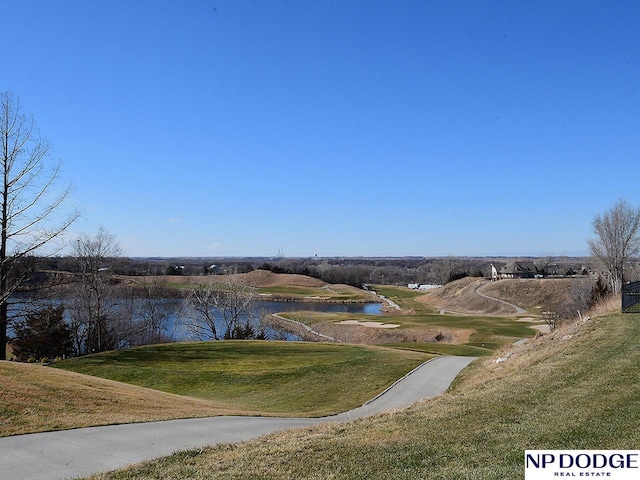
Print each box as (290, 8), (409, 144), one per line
(418, 276), (594, 316)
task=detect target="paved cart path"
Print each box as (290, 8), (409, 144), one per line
(475, 281), (528, 314)
(0, 355), (476, 480)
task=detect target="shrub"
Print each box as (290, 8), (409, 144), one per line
(224, 321), (268, 340)
(589, 276), (609, 308)
(11, 306), (73, 362)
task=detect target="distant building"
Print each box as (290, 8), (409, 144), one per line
(491, 261), (538, 280)
(408, 283), (441, 290)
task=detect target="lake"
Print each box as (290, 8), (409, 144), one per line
(9, 296), (382, 343)
(166, 299), (383, 341)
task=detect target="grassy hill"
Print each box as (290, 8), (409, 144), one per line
(416, 277), (592, 316)
(52, 341), (431, 417)
(0, 361), (229, 437)
(88, 307), (639, 479)
(121, 270), (375, 302)
(1, 342), (431, 437)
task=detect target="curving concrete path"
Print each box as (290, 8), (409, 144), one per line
(475, 281), (528, 314)
(0, 355), (476, 480)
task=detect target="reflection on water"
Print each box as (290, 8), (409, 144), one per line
(167, 300), (382, 341)
(256, 301), (382, 315)
(9, 296), (382, 343)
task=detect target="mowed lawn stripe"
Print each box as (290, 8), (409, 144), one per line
(53, 341), (432, 416)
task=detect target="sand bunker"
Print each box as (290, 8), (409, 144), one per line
(335, 320), (400, 329)
(530, 324), (551, 334)
(516, 317), (550, 333)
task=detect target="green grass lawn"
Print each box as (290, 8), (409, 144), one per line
(392, 312), (536, 337)
(280, 309), (537, 349)
(381, 342), (495, 356)
(258, 284), (372, 302)
(53, 341), (432, 417)
(258, 285), (331, 296)
(369, 285), (539, 345)
(372, 284), (440, 314)
(276, 311), (385, 325)
(88, 313), (640, 480)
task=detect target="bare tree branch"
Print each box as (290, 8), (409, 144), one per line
(182, 274), (258, 340)
(0, 91), (80, 359)
(588, 198), (640, 294)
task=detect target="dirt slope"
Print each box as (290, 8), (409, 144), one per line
(419, 277), (593, 316)
(417, 278), (513, 315)
(481, 277), (593, 310)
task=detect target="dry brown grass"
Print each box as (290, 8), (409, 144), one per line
(481, 277), (593, 310)
(122, 270), (327, 289)
(239, 270), (326, 288)
(419, 277), (595, 316)
(0, 361), (233, 437)
(585, 293), (620, 318)
(418, 277), (514, 315)
(314, 322), (473, 345)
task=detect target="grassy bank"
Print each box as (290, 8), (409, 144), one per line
(372, 284), (439, 314)
(53, 341), (431, 417)
(258, 284), (374, 302)
(0, 361), (230, 437)
(89, 313), (640, 479)
(382, 342), (495, 356)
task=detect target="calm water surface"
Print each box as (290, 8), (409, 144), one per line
(9, 296), (382, 342)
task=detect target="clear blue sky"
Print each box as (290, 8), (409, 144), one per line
(4, 1), (639, 258)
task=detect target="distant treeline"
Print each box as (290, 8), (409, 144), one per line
(18, 255), (594, 289)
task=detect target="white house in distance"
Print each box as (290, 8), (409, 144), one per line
(491, 261), (538, 281)
(408, 283), (441, 290)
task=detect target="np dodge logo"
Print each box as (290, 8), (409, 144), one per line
(525, 451), (639, 479)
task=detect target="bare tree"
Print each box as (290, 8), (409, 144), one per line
(0, 92), (79, 360)
(182, 284), (221, 340)
(588, 198), (640, 294)
(568, 278), (592, 316)
(125, 277), (173, 346)
(535, 257), (556, 277)
(182, 275), (258, 340)
(430, 258), (461, 285)
(541, 310), (563, 332)
(70, 228), (123, 354)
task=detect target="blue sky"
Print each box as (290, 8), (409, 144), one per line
(3, 1), (639, 258)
